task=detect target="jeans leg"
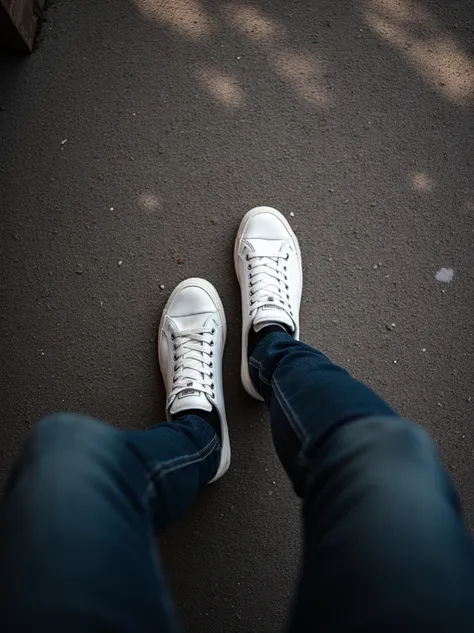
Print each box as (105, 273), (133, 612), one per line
(250, 332), (474, 633)
(0, 412), (220, 633)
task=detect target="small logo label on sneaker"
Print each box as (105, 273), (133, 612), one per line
(262, 304), (285, 311)
(179, 389), (200, 399)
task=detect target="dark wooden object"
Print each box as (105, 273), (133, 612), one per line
(0, 0), (46, 54)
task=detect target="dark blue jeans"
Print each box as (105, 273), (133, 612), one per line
(1, 332), (474, 632)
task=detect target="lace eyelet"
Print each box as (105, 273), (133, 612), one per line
(173, 355), (177, 361)
(287, 294), (290, 299)
(209, 351), (214, 357)
(245, 254), (249, 261)
(210, 372), (213, 378)
(210, 362), (213, 368)
(285, 253), (289, 260)
(211, 392), (215, 398)
(247, 264), (251, 270)
(173, 344), (176, 350)
(211, 328), (215, 335)
(210, 341), (214, 347)
(284, 266), (287, 271)
(210, 383), (215, 389)
(171, 334), (175, 340)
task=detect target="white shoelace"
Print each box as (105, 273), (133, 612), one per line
(247, 251), (293, 318)
(170, 327), (215, 400)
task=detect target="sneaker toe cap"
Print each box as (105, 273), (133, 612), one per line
(168, 282), (219, 317)
(243, 207), (290, 240)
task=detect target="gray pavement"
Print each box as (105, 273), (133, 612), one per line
(1, 0), (473, 631)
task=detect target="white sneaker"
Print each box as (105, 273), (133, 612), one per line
(158, 278), (230, 482)
(234, 206), (303, 400)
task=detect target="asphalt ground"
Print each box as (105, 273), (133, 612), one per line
(1, 0), (473, 631)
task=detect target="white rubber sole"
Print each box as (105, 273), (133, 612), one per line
(233, 207), (303, 401)
(158, 277), (231, 483)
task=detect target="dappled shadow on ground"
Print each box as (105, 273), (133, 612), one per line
(132, 0), (474, 107)
(1, 0), (474, 631)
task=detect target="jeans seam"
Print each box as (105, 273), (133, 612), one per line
(273, 377), (309, 445)
(249, 358), (272, 385)
(250, 357), (307, 443)
(149, 435), (218, 476)
(143, 436), (219, 504)
(157, 436), (219, 479)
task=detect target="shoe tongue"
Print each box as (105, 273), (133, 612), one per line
(253, 303), (294, 332)
(169, 390), (212, 416)
(169, 313), (215, 417)
(246, 244), (294, 333)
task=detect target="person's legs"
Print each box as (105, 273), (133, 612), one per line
(235, 206), (474, 633)
(0, 278), (231, 633)
(0, 412), (219, 633)
(250, 333), (474, 633)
